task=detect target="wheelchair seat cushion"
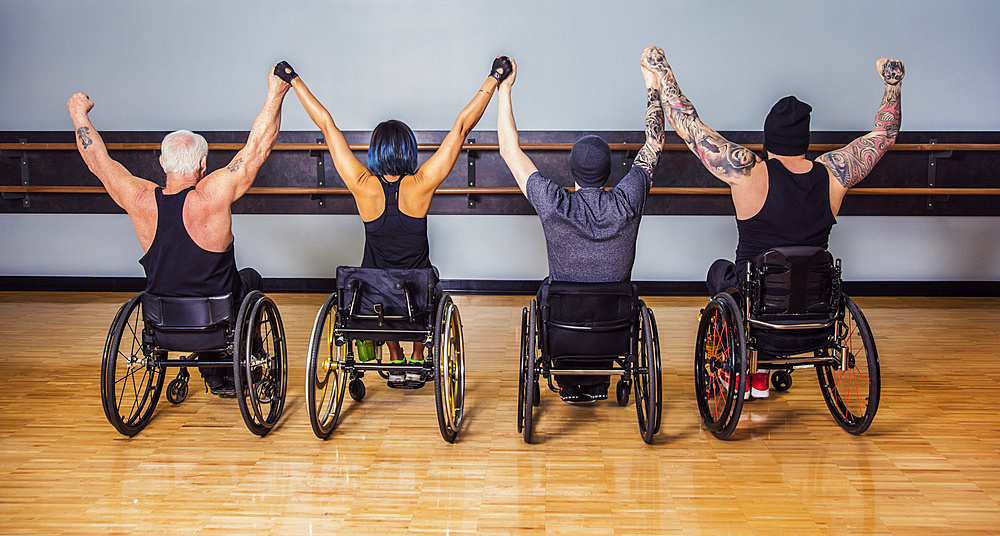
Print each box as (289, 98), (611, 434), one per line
(336, 266), (440, 335)
(141, 293), (234, 352)
(539, 278), (636, 360)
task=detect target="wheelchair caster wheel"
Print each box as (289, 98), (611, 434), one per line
(348, 379), (366, 401)
(616, 380), (630, 407)
(771, 370), (792, 392)
(166, 377), (188, 404)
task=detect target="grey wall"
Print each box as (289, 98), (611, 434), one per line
(2, 0), (999, 282)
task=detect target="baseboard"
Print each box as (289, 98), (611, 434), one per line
(0, 276), (996, 297)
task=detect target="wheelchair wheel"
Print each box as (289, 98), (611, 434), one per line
(166, 377), (188, 404)
(694, 292), (748, 440)
(307, 292), (348, 439)
(517, 306), (528, 432)
(615, 380), (630, 407)
(634, 302), (661, 444)
(433, 294), (465, 443)
(348, 378), (366, 402)
(816, 296), (880, 434)
(522, 299), (538, 444)
(234, 291), (287, 437)
(771, 370), (793, 392)
(101, 292), (165, 437)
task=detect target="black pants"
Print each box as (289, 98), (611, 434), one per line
(707, 259), (743, 297)
(201, 267), (263, 386)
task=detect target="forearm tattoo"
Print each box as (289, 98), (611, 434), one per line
(657, 68), (758, 180)
(76, 126), (93, 149)
(634, 87), (664, 175)
(227, 158), (243, 173)
(816, 79), (902, 188)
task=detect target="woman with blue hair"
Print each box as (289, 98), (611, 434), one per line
(279, 57), (511, 384)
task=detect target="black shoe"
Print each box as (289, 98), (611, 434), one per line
(559, 384), (594, 405)
(581, 383), (609, 402)
(205, 375), (237, 398)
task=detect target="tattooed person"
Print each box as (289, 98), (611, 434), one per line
(498, 54), (665, 404)
(642, 45), (903, 398)
(67, 68), (291, 397)
(283, 57), (511, 388)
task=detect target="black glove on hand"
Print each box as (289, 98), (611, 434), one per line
(274, 61), (298, 83)
(490, 56), (513, 83)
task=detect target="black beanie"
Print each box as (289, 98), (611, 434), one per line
(763, 96), (812, 156)
(569, 135), (612, 188)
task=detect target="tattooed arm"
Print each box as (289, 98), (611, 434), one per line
(817, 57), (904, 213)
(66, 93), (155, 211)
(641, 46), (761, 186)
(635, 56), (665, 182)
(200, 68), (290, 203)
(496, 60), (539, 197)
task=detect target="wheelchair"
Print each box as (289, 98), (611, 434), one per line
(694, 246), (880, 439)
(100, 290), (288, 437)
(306, 266), (465, 443)
(518, 279), (662, 444)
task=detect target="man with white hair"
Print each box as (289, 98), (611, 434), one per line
(67, 67), (290, 396)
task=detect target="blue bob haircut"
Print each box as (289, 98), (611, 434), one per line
(368, 120), (418, 177)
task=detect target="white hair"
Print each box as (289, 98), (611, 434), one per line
(160, 130), (208, 174)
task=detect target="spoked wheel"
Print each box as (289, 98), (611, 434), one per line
(694, 292), (747, 440)
(101, 292), (165, 437)
(165, 368), (189, 404)
(433, 294), (465, 443)
(634, 302), (662, 444)
(234, 291), (287, 437)
(517, 306), (528, 432)
(522, 299), (538, 444)
(817, 296), (880, 434)
(307, 292), (348, 439)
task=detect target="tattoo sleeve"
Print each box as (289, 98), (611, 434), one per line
(656, 64), (759, 183)
(816, 79), (901, 189)
(76, 126), (93, 149)
(634, 87), (664, 177)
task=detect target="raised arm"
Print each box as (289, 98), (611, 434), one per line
(67, 93), (156, 211)
(284, 62), (369, 190)
(636, 48), (665, 180)
(198, 67), (290, 203)
(496, 60), (538, 196)
(642, 46), (761, 186)
(816, 57), (904, 208)
(415, 56), (513, 191)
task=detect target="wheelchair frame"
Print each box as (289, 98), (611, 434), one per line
(694, 248), (881, 440)
(306, 267), (465, 443)
(518, 283), (662, 444)
(100, 290), (288, 437)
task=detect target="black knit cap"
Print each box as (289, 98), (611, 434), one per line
(763, 96), (812, 156)
(569, 135), (612, 187)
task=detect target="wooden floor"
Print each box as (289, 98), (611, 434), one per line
(1, 292), (998, 535)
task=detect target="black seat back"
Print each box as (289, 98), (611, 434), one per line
(336, 266), (439, 340)
(748, 247), (840, 355)
(141, 293), (234, 352)
(540, 279), (636, 360)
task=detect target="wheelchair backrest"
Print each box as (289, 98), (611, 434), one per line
(749, 246), (840, 322)
(336, 266), (438, 333)
(540, 279), (636, 359)
(141, 293), (234, 352)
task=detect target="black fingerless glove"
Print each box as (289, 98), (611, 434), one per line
(274, 61), (298, 83)
(490, 56), (513, 83)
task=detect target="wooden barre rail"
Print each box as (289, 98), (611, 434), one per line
(3, 185), (999, 196)
(2, 142), (999, 152)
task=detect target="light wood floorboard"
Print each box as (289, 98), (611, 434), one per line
(0, 292), (998, 535)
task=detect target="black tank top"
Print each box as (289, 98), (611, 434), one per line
(139, 187), (241, 297)
(735, 159), (837, 266)
(361, 175), (431, 269)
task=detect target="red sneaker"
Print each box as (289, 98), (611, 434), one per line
(751, 372), (770, 398)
